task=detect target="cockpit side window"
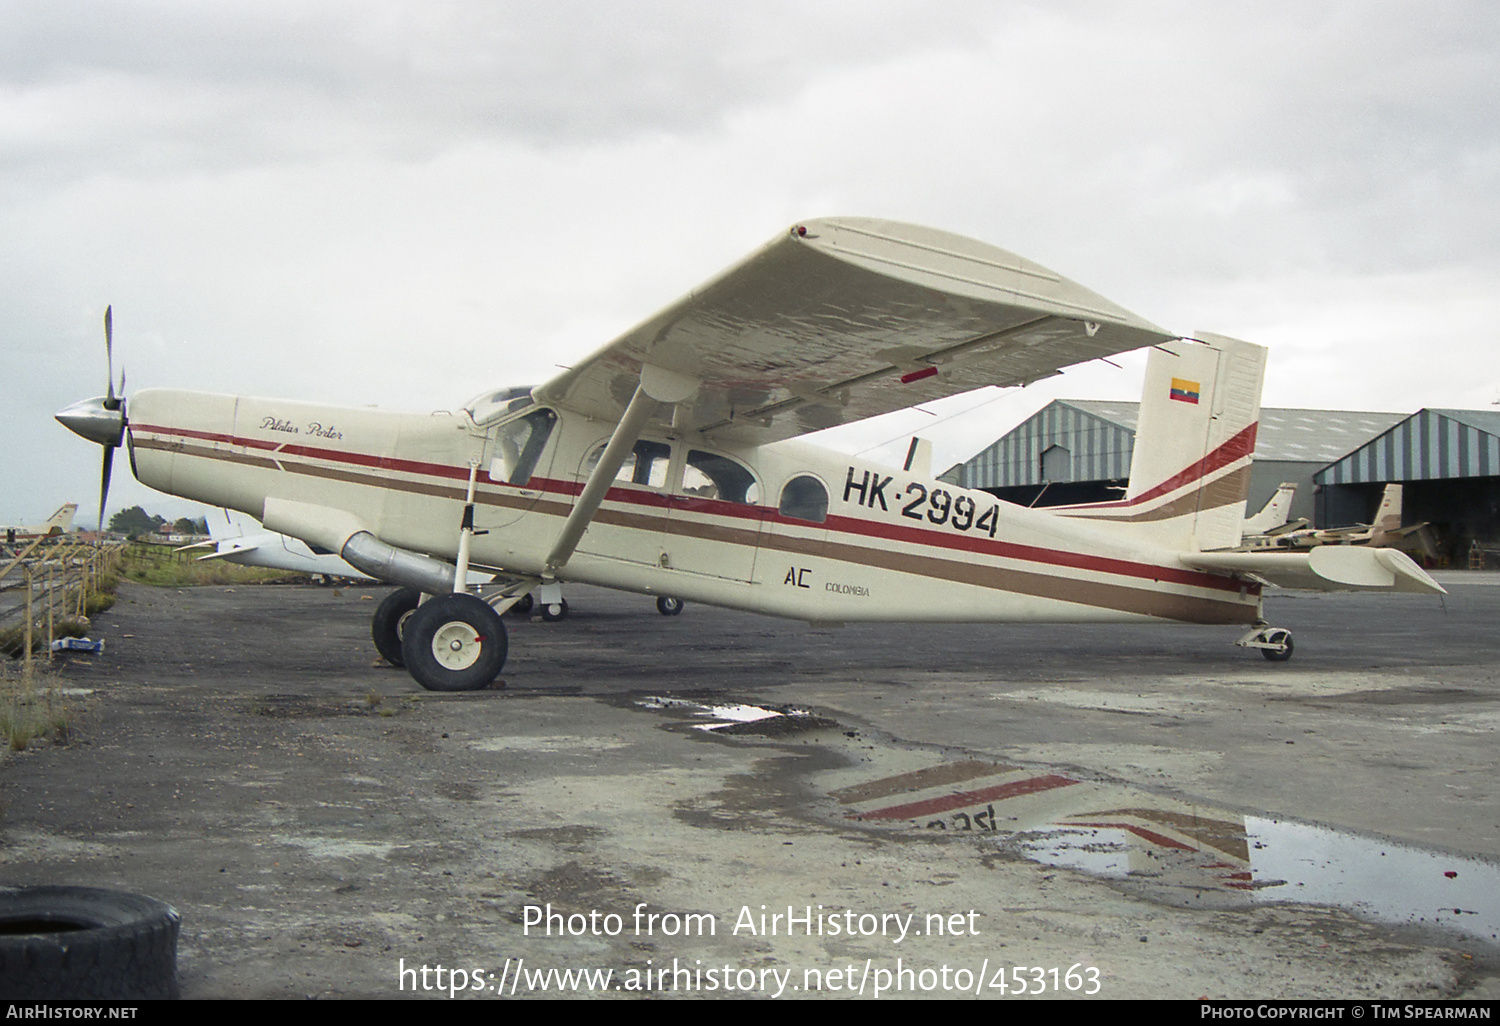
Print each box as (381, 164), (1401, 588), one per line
(466, 386), (536, 428)
(683, 450), (761, 505)
(491, 408), (556, 486)
(778, 475), (828, 523)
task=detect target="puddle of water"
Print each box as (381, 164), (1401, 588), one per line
(470, 735), (633, 752)
(1243, 817), (1500, 940)
(828, 759), (1500, 944)
(636, 696), (808, 732)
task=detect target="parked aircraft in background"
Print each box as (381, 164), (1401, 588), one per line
(3, 503), (77, 545)
(57, 218), (1444, 692)
(1244, 483), (1432, 556)
(1241, 483), (1299, 537)
(184, 506), (371, 582)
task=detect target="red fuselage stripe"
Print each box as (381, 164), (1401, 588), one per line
(1058, 422), (1259, 511)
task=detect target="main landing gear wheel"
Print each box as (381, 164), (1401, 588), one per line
(509, 593), (534, 616)
(656, 596), (683, 616)
(540, 598), (569, 622)
(401, 593), (507, 692)
(371, 587), (421, 667)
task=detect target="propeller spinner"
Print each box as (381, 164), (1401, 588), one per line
(55, 306), (128, 531)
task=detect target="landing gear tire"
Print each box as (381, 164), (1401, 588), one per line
(0, 885), (181, 999)
(401, 593), (507, 691)
(540, 598), (569, 622)
(656, 596), (683, 616)
(1261, 630), (1294, 662)
(371, 587), (421, 667)
(509, 593), (534, 616)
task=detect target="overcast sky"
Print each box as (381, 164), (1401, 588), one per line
(3, 0), (1497, 526)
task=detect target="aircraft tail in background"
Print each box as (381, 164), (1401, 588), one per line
(1243, 482), (1297, 535)
(43, 504), (78, 533)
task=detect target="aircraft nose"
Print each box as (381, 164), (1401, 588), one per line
(56, 395), (125, 447)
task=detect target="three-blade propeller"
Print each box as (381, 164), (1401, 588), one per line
(55, 306), (128, 531)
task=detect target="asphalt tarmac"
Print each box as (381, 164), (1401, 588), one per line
(1, 575), (1497, 999)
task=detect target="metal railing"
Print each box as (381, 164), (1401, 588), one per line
(0, 539), (125, 675)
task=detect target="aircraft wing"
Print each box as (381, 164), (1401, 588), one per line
(1184, 547), (1446, 595)
(533, 218), (1175, 445)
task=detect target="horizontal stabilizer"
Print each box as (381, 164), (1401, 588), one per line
(1184, 546), (1445, 595)
(195, 539), (260, 562)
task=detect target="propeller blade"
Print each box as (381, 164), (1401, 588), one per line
(99, 445), (115, 533)
(105, 306), (115, 407)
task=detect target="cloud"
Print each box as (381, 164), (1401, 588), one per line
(4, 1), (1500, 522)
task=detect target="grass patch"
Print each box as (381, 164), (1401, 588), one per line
(0, 666), (80, 752)
(118, 544), (309, 587)
(0, 617), (92, 659)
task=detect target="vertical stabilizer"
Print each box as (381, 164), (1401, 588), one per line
(1368, 483), (1403, 546)
(46, 504), (78, 533)
(1243, 483), (1297, 534)
(1056, 334), (1266, 551)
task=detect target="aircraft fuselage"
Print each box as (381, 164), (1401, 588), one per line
(125, 387), (1263, 627)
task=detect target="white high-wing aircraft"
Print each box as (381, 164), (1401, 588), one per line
(56, 218), (1443, 691)
(187, 506), (372, 581)
(3, 503), (77, 544)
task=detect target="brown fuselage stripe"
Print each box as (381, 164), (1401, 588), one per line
(138, 437), (1260, 622)
(1073, 808), (1250, 862)
(1060, 465), (1252, 524)
(855, 774), (1080, 821)
(830, 761), (1020, 805)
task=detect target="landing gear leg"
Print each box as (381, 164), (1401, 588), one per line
(1236, 625), (1293, 662)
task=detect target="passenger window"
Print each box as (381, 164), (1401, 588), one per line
(778, 475), (828, 523)
(490, 408), (556, 486)
(683, 450), (761, 505)
(584, 439), (671, 488)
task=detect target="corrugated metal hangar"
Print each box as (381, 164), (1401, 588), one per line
(1317, 410), (1500, 563)
(941, 401), (1500, 564)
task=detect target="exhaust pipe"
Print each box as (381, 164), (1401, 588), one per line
(341, 531), (459, 596)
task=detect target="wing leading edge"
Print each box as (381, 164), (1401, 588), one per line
(534, 218), (1175, 445)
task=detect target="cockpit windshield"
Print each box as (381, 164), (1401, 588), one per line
(464, 386), (535, 427)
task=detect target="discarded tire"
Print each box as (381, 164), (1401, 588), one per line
(0, 886), (180, 999)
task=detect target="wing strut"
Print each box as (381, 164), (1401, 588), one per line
(542, 364), (699, 578)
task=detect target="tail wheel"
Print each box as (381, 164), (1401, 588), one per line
(371, 587), (422, 667)
(1261, 629), (1294, 662)
(656, 596), (683, 616)
(401, 593), (507, 691)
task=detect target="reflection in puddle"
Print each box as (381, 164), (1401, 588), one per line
(636, 696), (811, 732)
(829, 760), (1499, 944)
(1242, 818), (1500, 940)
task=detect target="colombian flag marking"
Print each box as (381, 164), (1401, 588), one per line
(1170, 377), (1201, 404)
